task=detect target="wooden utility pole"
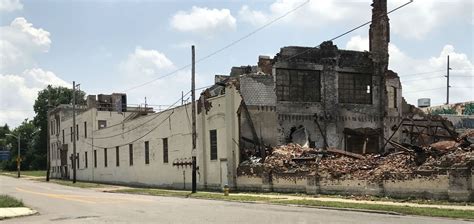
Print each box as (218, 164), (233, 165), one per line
(46, 108), (51, 182)
(72, 81), (77, 183)
(191, 45), (197, 193)
(446, 55), (451, 105)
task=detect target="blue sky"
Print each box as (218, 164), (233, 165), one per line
(1, 0), (473, 127)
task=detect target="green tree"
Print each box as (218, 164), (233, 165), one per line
(31, 85), (86, 170)
(1, 119), (38, 170)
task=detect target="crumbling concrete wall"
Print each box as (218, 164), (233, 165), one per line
(273, 42), (388, 152)
(235, 170), (473, 201)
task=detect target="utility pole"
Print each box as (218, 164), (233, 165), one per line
(191, 45), (197, 193)
(72, 81), (77, 183)
(446, 55), (451, 105)
(46, 108), (51, 182)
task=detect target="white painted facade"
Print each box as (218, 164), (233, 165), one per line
(49, 86), (242, 190)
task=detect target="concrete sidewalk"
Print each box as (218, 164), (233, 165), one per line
(232, 192), (474, 211)
(0, 207), (37, 220)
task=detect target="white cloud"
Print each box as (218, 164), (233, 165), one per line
(0, 69), (69, 126)
(239, 0), (367, 28)
(0, 17), (67, 127)
(0, 0), (23, 12)
(170, 6), (236, 35)
(240, 0), (471, 40)
(346, 35), (474, 106)
(0, 17), (51, 74)
(119, 46), (174, 77)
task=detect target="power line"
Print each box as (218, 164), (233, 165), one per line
(282, 0), (413, 62)
(122, 0), (310, 93)
(404, 87), (445, 93)
(399, 70), (444, 77)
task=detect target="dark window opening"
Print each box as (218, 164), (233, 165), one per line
(85, 151), (88, 168)
(98, 120), (107, 129)
(70, 127), (73, 141)
(276, 69), (321, 102)
(76, 124), (79, 140)
(116, 146), (120, 167)
(76, 153), (79, 169)
(104, 148), (108, 167)
(93, 150), (97, 168)
(338, 73), (372, 104)
(84, 121), (87, 138)
(344, 128), (379, 154)
(210, 130), (217, 160)
(163, 138), (168, 163)
(62, 129), (65, 143)
(144, 141), (150, 164)
(129, 144), (133, 166)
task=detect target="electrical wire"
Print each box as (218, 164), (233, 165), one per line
(122, 0), (310, 93)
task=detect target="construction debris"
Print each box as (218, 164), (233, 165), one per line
(238, 130), (473, 182)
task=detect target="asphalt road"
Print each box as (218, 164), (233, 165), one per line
(0, 176), (471, 224)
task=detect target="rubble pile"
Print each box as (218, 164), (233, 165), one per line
(238, 130), (473, 181)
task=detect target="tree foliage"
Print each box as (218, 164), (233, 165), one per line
(31, 85), (86, 170)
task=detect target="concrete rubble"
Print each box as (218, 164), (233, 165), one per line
(238, 130), (473, 182)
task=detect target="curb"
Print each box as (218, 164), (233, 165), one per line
(0, 207), (38, 220)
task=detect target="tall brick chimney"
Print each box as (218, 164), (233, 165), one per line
(369, 0), (389, 64)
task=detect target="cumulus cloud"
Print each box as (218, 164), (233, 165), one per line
(0, 17), (51, 74)
(119, 46), (174, 77)
(0, 69), (70, 126)
(170, 6), (236, 35)
(0, 0), (23, 12)
(240, 0), (471, 40)
(0, 17), (67, 127)
(346, 35), (474, 106)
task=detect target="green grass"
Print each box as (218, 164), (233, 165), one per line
(0, 195), (24, 208)
(112, 188), (474, 220)
(274, 199), (474, 220)
(0, 170), (46, 177)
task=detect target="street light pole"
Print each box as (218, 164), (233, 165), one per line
(6, 133), (20, 178)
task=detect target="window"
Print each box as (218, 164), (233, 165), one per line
(116, 146), (120, 167)
(104, 148), (108, 167)
(84, 121), (87, 138)
(144, 141), (150, 164)
(76, 153), (79, 169)
(388, 86), (397, 108)
(85, 151), (88, 168)
(98, 120), (107, 129)
(276, 69), (321, 102)
(94, 150), (97, 168)
(62, 129), (65, 143)
(76, 124), (79, 140)
(162, 138), (168, 163)
(338, 73), (372, 104)
(70, 127), (73, 141)
(129, 144), (133, 166)
(210, 130), (217, 160)
(50, 120), (54, 135)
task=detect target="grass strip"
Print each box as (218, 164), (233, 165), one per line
(0, 195), (24, 208)
(1, 170), (46, 177)
(112, 188), (474, 220)
(272, 199), (474, 220)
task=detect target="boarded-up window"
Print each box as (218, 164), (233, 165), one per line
(163, 138), (168, 163)
(104, 148), (108, 167)
(129, 144), (133, 166)
(276, 69), (321, 102)
(210, 130), (217, 160)
(116, 146), (120, 167)
(339, 73), (372, 104)
(388, 86), (397, 108)
(144, 141), (150, 164)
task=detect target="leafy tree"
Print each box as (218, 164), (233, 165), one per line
(0, 124), (10, 150)
(1, 119), (38, 170)
(30, 85), (86, 170)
